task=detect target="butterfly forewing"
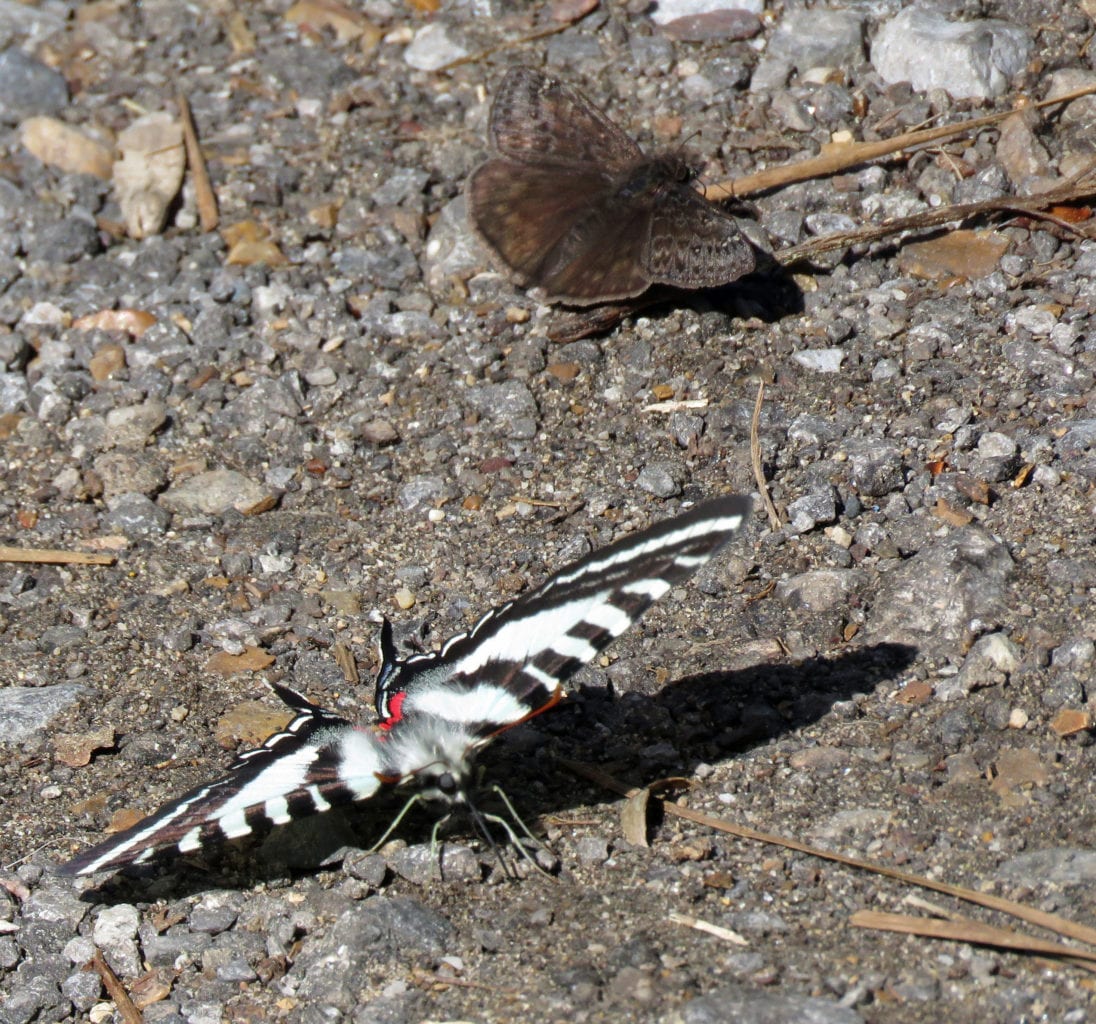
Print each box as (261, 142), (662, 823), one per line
(489, 66), (641, 172)
(467, 162), (622, 289)
(387, 497), (750, 734)
(61, 688), (388, 877)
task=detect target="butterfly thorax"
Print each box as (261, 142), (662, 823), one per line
(617, 155), (695, 204)
(383, 712), (481, 804)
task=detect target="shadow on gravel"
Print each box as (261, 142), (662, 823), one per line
(504, 639), (919, 817)
(65, 642), (915, 902)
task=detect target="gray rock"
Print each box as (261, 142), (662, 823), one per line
(575, 836), (610, 865)
(1057, 419), (1096, 455)
(872, 8), (1032, 99)
(792, 348), (845, 373)
(158, 469), (273, 515)
(652, 0), (764, 25)
(291, 898), (454, 1011)
(93, 450), (167, 498)
(787, 414), (842, 446)
(397, 474), (450, 512)
(60, 970), (101, 1012)
(403, 22), (468, 71)
(937, 632), (1020, 701)
(777, 569), (863, 613)
(0, 49), (68, 124)
(1052, 637), (1096, 672)
(387, 843), (480, 884)
(843, 438), (904, 497)
(103, 492), (171, 536)
(751, 8), (865, 91)
(466, 380), (539, 438)
(786, 488), (837, 534)
(140, 929), (212, 969)
(0, 685), (85, 744)
(637, 460), (684, 498)
(864, 527), (1014, 648)
(668, 983), (864, 1023)
(997, 847), (1096, 887)
(27, 217), (101, 264)
(93, 904), (141, 978)
(0, 371), (28, 413)
(22, 887), (89, 931)
(102, 400), (168, 449)
(0, 974), (65, 1024)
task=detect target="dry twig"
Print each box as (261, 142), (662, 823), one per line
(0, 546), (114, 566)
(89, 950), (143, 1024)
(750, 381), (781, 530)
(177, 90), (219, 231)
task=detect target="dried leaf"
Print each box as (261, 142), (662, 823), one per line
(897, 229), (1009, 281)
(953, 473), (991, 505)
(205, 645), (276, 676)
(129, 970), (173, 1010)
(222, 220), (288, 267)
(1047, 203), (1091, 223)
(931, 498), (973, 527)
(213, 699), (293, 749)
(113, 112), (185, 239)
(547, 362), (580, 382)
(286, 0), (374, 41)
(72, 308), (157, 337)
(54, 726), (115, 768)
(20, 116), (113, 179)
(990, 748), (1049, 798)
(620, 786), (650, 847)
(227, 10), (257, 53)
(106, 806), (146, 834)
(896, 680), (933, 705)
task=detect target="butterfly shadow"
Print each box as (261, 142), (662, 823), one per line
(544, 256), (804, 344)
(482, 640), (919, 824)
(66, 642), (916, 903)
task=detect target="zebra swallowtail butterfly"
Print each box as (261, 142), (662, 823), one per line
(61, 496), (748, 877)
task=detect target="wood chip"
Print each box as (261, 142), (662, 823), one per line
(213, 699), (293, 749)
(620, 786), (650, 847)
(73, 308), (157, 338)
(1050, 708), (1092, 737)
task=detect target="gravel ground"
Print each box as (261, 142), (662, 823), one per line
(2, 2), (1096, 1023)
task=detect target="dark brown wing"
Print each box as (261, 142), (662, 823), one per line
(532, 201), (653, 305)
(644, 186), (756, 289)
(467, 158), (615, 286)
(488, 67), (643, 173)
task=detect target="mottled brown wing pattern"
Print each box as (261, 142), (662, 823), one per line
(488, 66), (642, 172)
(645, 186), (756, 288)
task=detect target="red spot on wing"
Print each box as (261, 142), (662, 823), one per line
(378, 691), (407, 731)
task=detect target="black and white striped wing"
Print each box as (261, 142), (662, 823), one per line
(380, 496), (750, 735)
(61, 685), (390, 877)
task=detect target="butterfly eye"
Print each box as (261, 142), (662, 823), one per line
(437, 772), (458, 795)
